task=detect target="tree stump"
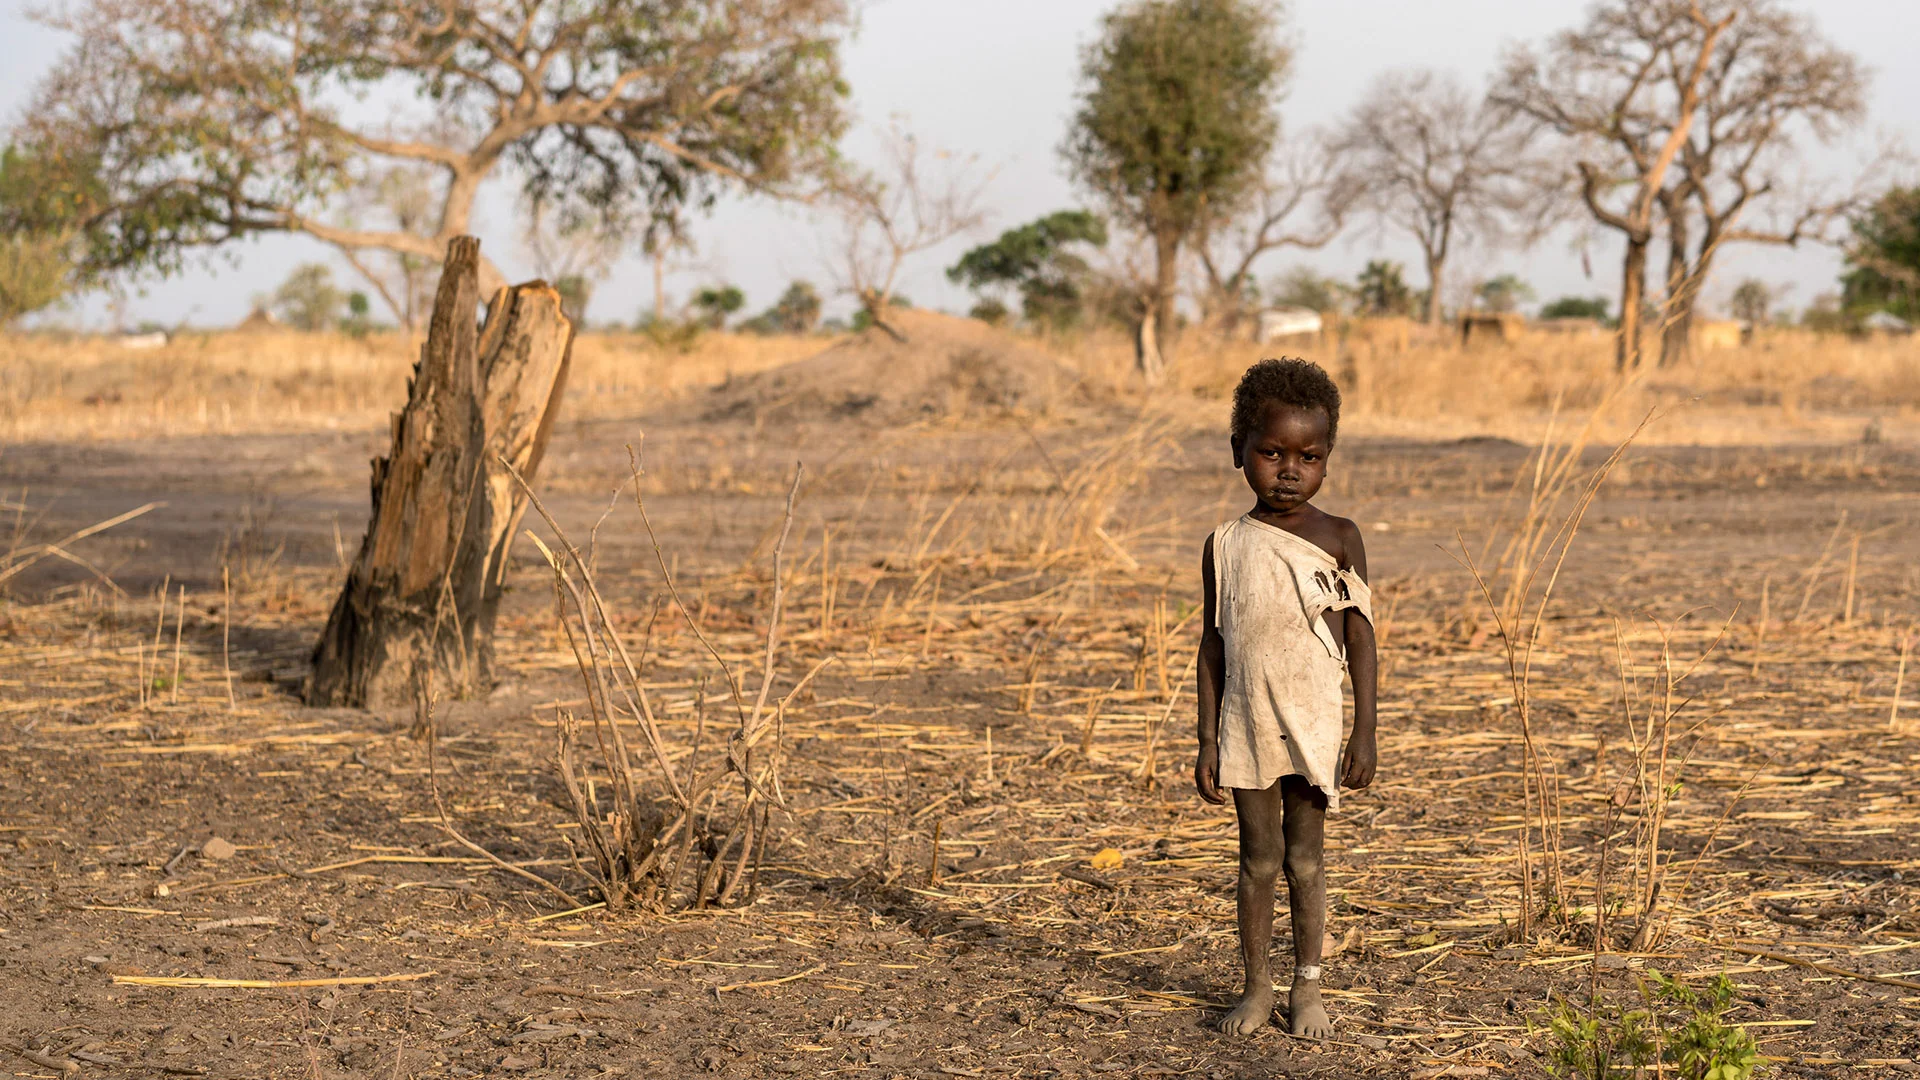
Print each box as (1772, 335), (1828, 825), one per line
(307, 236), (573, 709)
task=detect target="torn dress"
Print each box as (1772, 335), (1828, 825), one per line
(1211, 513), (1373, 809)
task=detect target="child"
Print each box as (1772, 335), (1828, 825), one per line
(1195, 357), (1378, 1039)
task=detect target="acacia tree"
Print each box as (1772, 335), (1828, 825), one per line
(23, 0), (851, 298)
(1333, 70), (1532, 326)
(1497, 0), (1736, 370)
(1646, 0), (1866, 365)
(947, 210), (1109, 332)
(1063, 0), (1289, 382)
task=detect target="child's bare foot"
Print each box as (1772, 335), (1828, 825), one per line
(1219, 981), (1274, 1036)
(1289, 976), (1332, 1038)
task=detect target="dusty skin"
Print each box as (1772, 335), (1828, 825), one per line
(3, 394), (1919, 1076)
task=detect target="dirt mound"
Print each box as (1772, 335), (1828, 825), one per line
(705, 308), (1096, 423)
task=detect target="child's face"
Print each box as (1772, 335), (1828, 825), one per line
(1233, 402), (1331, 514)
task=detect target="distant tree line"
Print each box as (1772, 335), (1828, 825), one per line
(3, 0), (1912, 373)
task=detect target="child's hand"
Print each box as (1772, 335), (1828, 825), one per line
(1195, 744), (1226, 804)
(1339, 733), (1377, 790)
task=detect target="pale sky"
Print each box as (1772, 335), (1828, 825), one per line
(4, 0), (1915, 329)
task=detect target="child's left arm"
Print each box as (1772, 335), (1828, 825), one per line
(1338, 519), (1378, 790)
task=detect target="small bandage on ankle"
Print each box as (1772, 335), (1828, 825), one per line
(1297, 965), (1321, 981)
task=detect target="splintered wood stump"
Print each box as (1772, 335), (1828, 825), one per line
(307, 236), (573, 709)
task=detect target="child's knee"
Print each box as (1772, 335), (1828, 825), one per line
(1282, 846), (1323, 887)
(1240, 845), (1283, 883)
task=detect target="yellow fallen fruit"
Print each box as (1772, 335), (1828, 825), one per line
(1089, 848), (1124, 871)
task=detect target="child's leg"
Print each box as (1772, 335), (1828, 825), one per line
(1221, 780), (1285, 1036)
(1281, 775), (1332, 1037)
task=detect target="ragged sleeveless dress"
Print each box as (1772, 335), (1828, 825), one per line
(1211, 514), (1373, 809)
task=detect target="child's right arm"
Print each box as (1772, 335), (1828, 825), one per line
(1195, 534), (1227, 804)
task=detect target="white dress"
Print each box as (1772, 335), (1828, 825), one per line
(1212, 514), (1373, 808)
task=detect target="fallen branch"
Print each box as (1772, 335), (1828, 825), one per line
(111, 972), (436, 989)
(1722, 944), (1920, 991)
(0, 501), (162, 592)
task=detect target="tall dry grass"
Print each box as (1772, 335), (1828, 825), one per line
(4, 320), (1914, 444)
(1056, 324), (1920, 442)
(0, 329), (821, 441)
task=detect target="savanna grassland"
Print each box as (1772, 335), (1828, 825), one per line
(2, 323), (1918, 1079)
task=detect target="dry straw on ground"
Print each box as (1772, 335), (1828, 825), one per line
(1, 321), (1917, 1073)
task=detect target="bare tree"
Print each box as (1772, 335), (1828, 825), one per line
(1333, 69), (1532, 326)
(1496, 0), (1737, 370)
(25, 0), (851, 299)
(1193, 132), (1354, 334)
(823, 124), (992, 340)
(339, 167), (440, 334)
(1649, 0), (1868, 365)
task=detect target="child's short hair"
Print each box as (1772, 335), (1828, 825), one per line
(1231, 357), (1342, 446)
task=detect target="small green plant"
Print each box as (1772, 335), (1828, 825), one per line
(1650, 972), (1762, 1080)
(1540, 972), (1761, 1080)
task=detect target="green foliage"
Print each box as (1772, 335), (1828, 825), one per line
(21, 0), (852, 283)
(1540, 295), (1611, 322)
(691, 284), (746, 329)
(1476, 273), (1535, 314)
(0, 144), (99, 326)
(1540, 973), (1761, 1080)
(1354, 260), (1414, 317)
(1841, 186), (1920, 321)
(849, 294), (909, 333)
(739, 280), (823, 335)
(273, 263), (345, 332)
(342, 290), (373, 338)
(1269, 266), (1348, 314)
(1729, 279), (1774, 326)
(1065, 0), (1287, 240)
(1064, 0), (1289, 361)
(969, 298), (1010, 326)
(947, 209), (1108, 331)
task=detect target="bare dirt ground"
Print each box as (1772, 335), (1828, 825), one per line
(3, 403), (1918, 1079)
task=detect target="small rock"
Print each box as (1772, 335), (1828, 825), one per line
(82, 955), (110, 965)
(1593, 953), (1630, 970)
(498, 1055), (538, 1072)
(200, 837), (237, 861)
(1355, 1035), (1389, 1050)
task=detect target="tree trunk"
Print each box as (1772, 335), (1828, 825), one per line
(1616, 238), (1650, 372)
(1145, 228), (1181, 382)
(1658, 204), (1693, 368)
(652, 246), (667, 319)
(1424, 253), (1445, 325)
(1135, 306), (1164, 385)
(307, 236), (574, 709)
